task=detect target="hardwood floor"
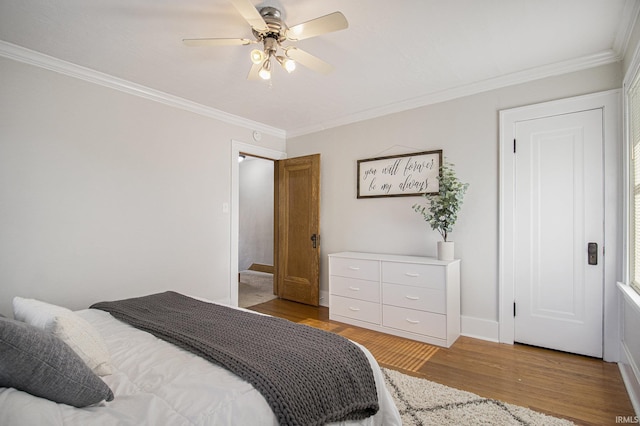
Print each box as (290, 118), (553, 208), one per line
(249, 298), (635, 426)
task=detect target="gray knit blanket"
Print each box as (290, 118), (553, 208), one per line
(91, 291), (379, 425)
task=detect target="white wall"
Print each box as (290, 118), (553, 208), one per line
(0, 56), (285, 316)
(238, 157), (274, 271)
(287, 62), (622, 335)
(0, 49), (625, 337)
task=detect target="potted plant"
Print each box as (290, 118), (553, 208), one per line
(412, 161), (469, 260)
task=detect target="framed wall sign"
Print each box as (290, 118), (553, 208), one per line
(357, 150), (442, 198)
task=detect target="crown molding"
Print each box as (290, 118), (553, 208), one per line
(0, 40), (286, 139)
(624, 34), (640, 91)
(614, 0), (640, 56)
(0, 40), (622, 141)
(287, 49), (621, 138)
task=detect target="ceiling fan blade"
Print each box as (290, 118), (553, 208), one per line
(286, 12), (348, 41)
(285, 47), (334, 75)
(183, 38), (254, 46)
(231, 0), (268, 32)
(247, 63), (262, 80)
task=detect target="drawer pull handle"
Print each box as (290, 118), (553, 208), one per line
(406, 318), (420, 324)
(405, 273), (420, 277)
(349, 307), (361, 312)
(348, 286), (360, 291)
(348, 266), (360, 271)
(405, 296), (420, 300)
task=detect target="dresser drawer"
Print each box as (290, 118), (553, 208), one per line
(330, 258), (379, 281)
(382, 262), (445, 289)
(382, 283), (445, 313)
(331, 276), (380, 303)
(330, 295), (380, 324)
(383, 305), (446, 339)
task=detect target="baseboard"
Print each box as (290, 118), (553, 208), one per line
(620, 342), (640, 416)
(319, 289), (329, 308)
(248, 263), (274, 274)
(460, 315), (500, 342)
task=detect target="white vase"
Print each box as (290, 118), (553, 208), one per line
(437, 241), (455, 261)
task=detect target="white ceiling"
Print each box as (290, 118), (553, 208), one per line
(0, 0), (637, 137)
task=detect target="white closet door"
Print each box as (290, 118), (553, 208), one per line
(513, 108), (603, 357)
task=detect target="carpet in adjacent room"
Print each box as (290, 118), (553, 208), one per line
(238, 270), (277, 308)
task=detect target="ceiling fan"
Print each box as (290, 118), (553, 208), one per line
(183, 0), (348, 80)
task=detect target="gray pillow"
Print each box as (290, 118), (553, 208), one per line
(0, 316), (114, 407)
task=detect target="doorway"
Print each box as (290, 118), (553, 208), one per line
(238, 154), (276, 308)
(231, 141), (322, 308)
(231, 141), (286, 308)
(498, 90), (620, 361)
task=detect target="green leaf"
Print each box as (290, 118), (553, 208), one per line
(411, 161), (468, 241)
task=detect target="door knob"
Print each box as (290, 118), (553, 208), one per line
(311, 234), (319, 249)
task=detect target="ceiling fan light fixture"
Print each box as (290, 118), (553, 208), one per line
(183, 4), (348, 80)
(250, 49), (265, 64)
(276, 55), (296, 73)
(284, 59), (296, 73)
(258, 59), (271, 80)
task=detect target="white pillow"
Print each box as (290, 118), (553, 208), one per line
(12, 297), (112, 376)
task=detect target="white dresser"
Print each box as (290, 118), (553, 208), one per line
(328, 252), (460, 347)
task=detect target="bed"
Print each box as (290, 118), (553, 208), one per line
(0, 292), (401, 425)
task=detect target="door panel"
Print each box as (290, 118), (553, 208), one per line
(514, 109), (603, 357)
(274, 154), (320, 306)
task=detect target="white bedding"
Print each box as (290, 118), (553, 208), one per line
(0, 306), (401, 425)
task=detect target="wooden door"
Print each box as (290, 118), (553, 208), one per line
(274, 154), (320, 306)
(513, 109), (604, 357)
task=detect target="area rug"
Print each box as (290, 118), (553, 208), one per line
(382, 368), (575, 426)
(238, 270), (277, 308)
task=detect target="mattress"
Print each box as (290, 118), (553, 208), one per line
(0, 305), (401, 425)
